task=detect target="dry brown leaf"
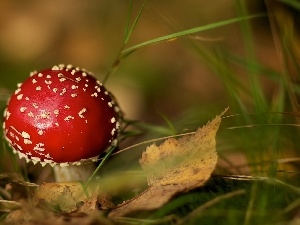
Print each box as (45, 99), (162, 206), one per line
(34, 182), (113, 214)
(109, 109), (227, 217)
(4, 206), (113, 225)
(0, 200), (22, 212)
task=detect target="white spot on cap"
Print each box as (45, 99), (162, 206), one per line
(32, 79), (37, 84)
(36, 86), (42, 91)
(38, 73), (43, 77)
(20, 107), (27, 112)
(60, 88), (66, 95)
(67, 64), (73, 69)
(32, 103), (38, 108)
(31, 157), (41, 164)
(28, 111), (34, 117)
(6, 110), (11, 119)
(64, 116), (74, 121)
(40, 161), (47, 167)
(64, 105), (70, 109)
(17, 83), (22, 88)
(71, 93), (77, 97)
(24, 139), (32, 145)
(71, 85), (78, 89)
(30, 71), (37, 77)
(34, 143), (45, 151)
(108, 102), (113, 107)
(46, 75), (51, 79)
(111, 117), (116, 123)
(82, 72), (87, 77)
(71, 70), (76, 75)
(22, 131), (30, 139)
(76, 77), (81, 82)
(91, 93), (98, 97)
(54, 109), (59, 116)
(40, 110), (50, 119)
(78, 108), (87, 118)
(38, 130), (44, 135)
(111, 128), (116, 136)
(52, 65), (59, 70)
(44, 153), (52, 159)
(3, 108), (7, 117)
(17, 94), (23, 100)
(53, 88), (58, 93)
(45, 80), (52, 85)
(17, 145), (24, 151)
(15, 88), (21, 95)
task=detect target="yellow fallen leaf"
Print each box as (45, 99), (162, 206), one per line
(34, 182), (113, 214)
(109, 109), (227, 217)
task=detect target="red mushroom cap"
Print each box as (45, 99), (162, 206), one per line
(3, 64), (122, 166)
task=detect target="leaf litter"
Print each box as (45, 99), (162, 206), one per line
(1, 109), (227, 224)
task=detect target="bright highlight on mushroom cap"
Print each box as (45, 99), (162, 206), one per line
(3, 64), (122, 167)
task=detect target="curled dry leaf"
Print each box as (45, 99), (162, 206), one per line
(34, 182), (114, 214)
(109, 109), (227, 217)
(0, 200), (22, 212)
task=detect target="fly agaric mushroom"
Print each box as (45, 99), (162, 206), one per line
(3, 64), (122, 181)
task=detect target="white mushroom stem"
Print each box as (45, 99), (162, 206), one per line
(53, 163), (96, 182)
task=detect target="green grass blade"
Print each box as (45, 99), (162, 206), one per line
(235, 1), (267, 114)
(124, 0), (148, 45)
(121, 14), (266, 56)
(103, 0), (148, 84)
(123, 0), (133, 44)
(85, 145), (117, 188)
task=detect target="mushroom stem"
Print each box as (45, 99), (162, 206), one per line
(53, 163), (96, 182)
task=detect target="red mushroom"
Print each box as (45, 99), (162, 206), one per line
(3, 64), (122, 181)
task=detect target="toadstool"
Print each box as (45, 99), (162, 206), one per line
(3, 64), (122, 182)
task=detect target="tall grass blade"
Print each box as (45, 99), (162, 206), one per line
(103, 0), (148, 83)
(122, 14), (266, 57)
(124, 0), (148, 45)
(235, 1), (267, 114)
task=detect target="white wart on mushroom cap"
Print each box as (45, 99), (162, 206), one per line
(3, 64), (122, 167)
